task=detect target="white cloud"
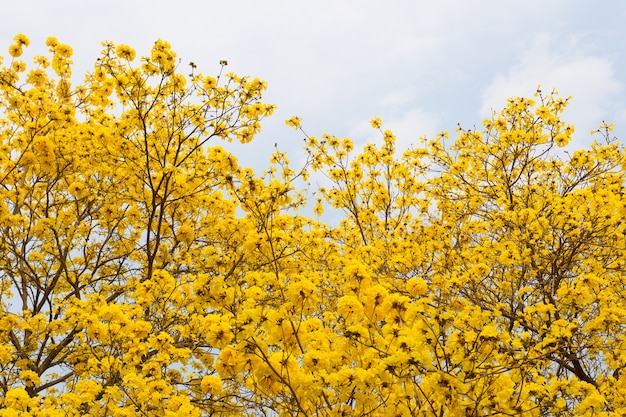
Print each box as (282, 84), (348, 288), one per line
(480, 33), (623, 146)
(380, 89), (415, 109)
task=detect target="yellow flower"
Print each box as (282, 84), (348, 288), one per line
(342, 137), (354, 152)
(8, 44), (22, 58)
(406, 277), (428, 296)
(45, 36), (59, 48)
(12, 60), (26, 72)
(337, 295), (364, 318)
(177, 223), (195, 245)
(68, 181), (88, 198)
(554, 132), (570, 147)
(200, 375), (223, 395)
(3, 387), (30, 408)
(13, 33), (30, 47)
(34, 55), (50, 68)
(55, 43), (73, 58)
(313, 199), (324, 216)
(370, 116), (383, 129)
(480, 324), (500, 340)
(116, 44), (136, 61)
(287, 278), (316, 306)
(207, 321), (233, 348)
(215, 347), (244, 376)
(19, 369), (41, 387)
(285, 116), (302, 130)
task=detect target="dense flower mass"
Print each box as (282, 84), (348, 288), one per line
(1, 35), (626, 416)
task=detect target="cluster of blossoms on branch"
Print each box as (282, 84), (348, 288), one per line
(0, 34), (625, 416)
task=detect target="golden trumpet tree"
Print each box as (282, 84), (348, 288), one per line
(1, 34), (626, 416)
(292, 93), (626, 416)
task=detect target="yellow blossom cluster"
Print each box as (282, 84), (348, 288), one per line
(1, 35), (626, 417)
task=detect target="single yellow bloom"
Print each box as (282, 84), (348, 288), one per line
(116, 44), (136, 61)
(13, 33), (30, 47)
(285, 116), (302, 130)
(8, 44), (22, 58)
(45, 36), (59, 48)
(554, 133), (570, 147)
(406, 277), (428, 296)
(177, 223), (195, 245)
(200, 375), (223, 394)
(370, 116), (383, 129)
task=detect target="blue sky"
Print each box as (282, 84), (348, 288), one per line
(3, 0), (625, 168)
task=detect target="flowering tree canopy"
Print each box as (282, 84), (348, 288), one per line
(1, 34), (625, 417)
